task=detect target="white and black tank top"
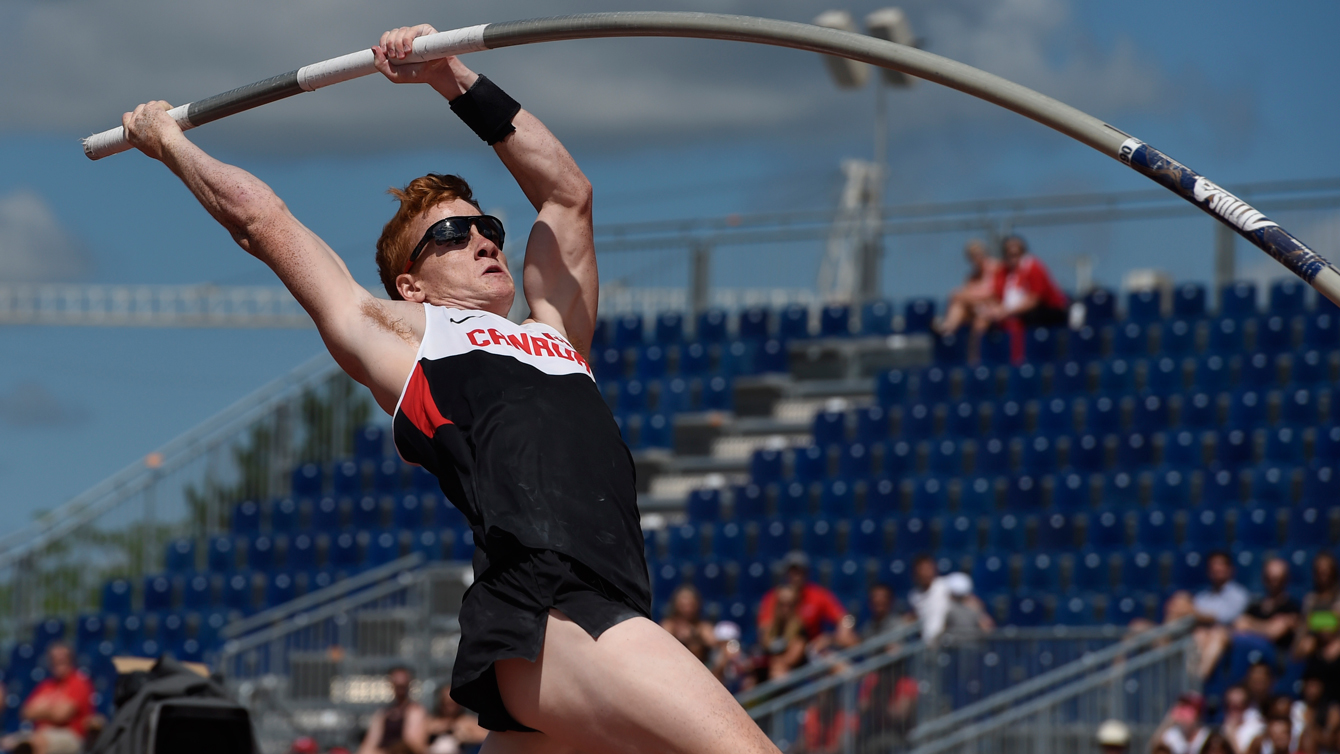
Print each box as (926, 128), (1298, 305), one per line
(393, 305), (649, 609)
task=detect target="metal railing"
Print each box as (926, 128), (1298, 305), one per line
(0, 352), (375, 643)
(747, 619), (1196, 754)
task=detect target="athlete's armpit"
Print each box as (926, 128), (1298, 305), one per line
(362, 298), (418, 345)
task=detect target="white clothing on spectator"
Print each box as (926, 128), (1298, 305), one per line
(1161, 726), (1208, 754)
(1192, 581), (1250, 625)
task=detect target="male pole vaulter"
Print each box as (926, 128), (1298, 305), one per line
(119, 23), (779, 754)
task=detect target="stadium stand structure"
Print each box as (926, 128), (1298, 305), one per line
(1, 277), (1336, 746)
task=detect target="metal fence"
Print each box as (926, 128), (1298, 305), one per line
(747, 619), (1196, 754)
(0, 353), (374, 644)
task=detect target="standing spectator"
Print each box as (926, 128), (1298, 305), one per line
(425, 684), (486, 754)
(934, 239), (1000, 336)
(1154, 693), (1209, 754)
(1164, 551), (1250, 678)
(941, 574), (994, 643)
(861, 583), (898, 641)
(1095, 719), (1131, 754)
(906, 556), (983, 644)
(661, 584), (717, 663)
(757, 552), (858, 653)
(357, 666), (427, 754)
(905, 555), (940, 622)
(0, 643), (94, 754)
(1236, 559), (1301, 653)
(973, 235), (1070, 363)
(759, 584), (807, 680)
(799, 683), (857, 754)
(709, 622), (755, 694)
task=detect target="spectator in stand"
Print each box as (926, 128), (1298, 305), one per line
(1153, 693), (1209, 754)
(934, 239), (1000, 336)
(861, 583), (898, 641)
(709, 621), (755, 694)
(757, 552), (858, 656)
(290, 738), (320, 754)
(1245, 714), (1293, 754)
(425, 684), (486, 754)
(857, 665), (919, 743)
(1236, 559), (1302, 654)
(799, 682), (857, 754)
(759, 584), (807, 680)
(1199, 732), (1234, 754)
(1164, 551), (1251, 678)
(1298, 665), (1340, 746)
(905, 554), (940, 622)
(1222, 685), (1264, 753)
(906, 556), (986, 644)
(1296, 554), (1340, 690)
(972, 235), (1070, 364)
(661, 584), (717, 663)
(1244, 662), (1276, 716)
(942, 573), (995, 643)
(1095, 719), (1131, 754)
(0, 643), (94, 754)
(357, 666), (427, 754)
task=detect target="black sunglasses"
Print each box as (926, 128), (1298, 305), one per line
(404, 215), (506, 273)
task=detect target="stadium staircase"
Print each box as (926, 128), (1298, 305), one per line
(1, 276), (1338, 748)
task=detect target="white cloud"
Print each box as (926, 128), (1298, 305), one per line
(0, 190), (92, 282)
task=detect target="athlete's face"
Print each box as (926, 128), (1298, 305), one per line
(396, 198), (515, 315)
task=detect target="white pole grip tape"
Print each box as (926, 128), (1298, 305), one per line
(297, 24), (488, 91)
(83, 104), (193, 161)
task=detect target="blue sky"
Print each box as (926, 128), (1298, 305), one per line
(0, 0), (1337, 532)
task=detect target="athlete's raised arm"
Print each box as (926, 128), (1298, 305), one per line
(120, 102), (422, 413)
(374, 26), (596, 356)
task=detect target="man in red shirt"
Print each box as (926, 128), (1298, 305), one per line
(14, 644), (94, 754)
(973, 235), (1070, 363)
(757, 552), (859, 653)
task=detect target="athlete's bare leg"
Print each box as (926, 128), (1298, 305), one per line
(494, 611), (780, 754)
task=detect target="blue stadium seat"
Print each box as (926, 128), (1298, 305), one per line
(1173, 283), (1207, 319)
(946, 401), (980, 439)
(820, 304), (851, 337)
(979, 329), (1014, 365)
(1008, 594), (1047, 627)
(910, 476), (949, 514)
(618, 379), (648, 413)
(656, 311), (686, 344)
(1085, 396), (1122, 436)
(1107, 591), (1147, 624)
(991, 513), (1025, 551)
(270, 497), (301, 533)
(1218, 428), (1254, 467)
(756, 519), (793, 560)
(1146, 357), (1183, 396)
(1304, 313), (1340, 350)
(928, 439), (963, 476)
(1007, 475), (1043, 510)
(614, 314), (644, 348)
(1288, 506), (1331, 548)
(854, 405), (890, 446)
(1112, 322), (1149, 358)
(701, 376), (732, 411)
(165, 538), (196, 573)
(821, 480), (856, 519)
(1037, 512), (1075, 551)
(1069, 326), (1103, 363)
(904, 299), (936, 333)
(1161, 320), (1197, 358)
(693, 561), (727, 603)
(960, 476), (997, 514)
(1280, 389), (1316, 426)
(901, 403), (934, 439)
(431, 497), (467, 530)
(1037, 398), (1073, 435)
(940, 514), (976, 553)
(1053, 472), (1089, 512)
(919, 367), (951, 404)
(1256, 316), (1293, 355)
(1052, 360), (1088, 395)
(802, 518), (838, 558)
(1087, 508), (1127, 551)
(366, 530), (401, 566)
(861, 300), (895, 336)
(720, 341), (756, 377)
(1136, 508), (1175, 550)
(1083, 289), (1117, 325)
(1239, 353), (1274, 390)
(933, 331), (968, 365)
(142, 575), (172, 612)
(1151, 468), (1190, 508)
(876, 369), (909, 407)
(392, 494), (422, 530)
(830, 558), (866, 602)
(1209, 318), (1247, 355)
(734, 483), (767, 520)
(75, 615), (106, 654)
(1270, 279), (1306, 316)
(636, 346), (667, 381)
(975, 437), (1009, 476)
(1237, 506), (1279, 549)
(658, 377), (691, 414)
(1264, 427), (1303, 464)
(738, 561), (773, 603)
(680, 343), (710, 377)
(1192, 355), (1230, 394)
(292, 462), (323, 498)
(1074, 549), (1111, 592)
(959, 365), (994, 402)
(850, 517), (886, 558)
(1026, 328), (1059, 363)
(697, 309), (729, 343)
(973, 551), (1011, 597)
(813, 411), (846, 448)
(352, 495), (383, 531)
(116, 613), (145, 651)
(224, 573), (255, 614)
(207, 536), (236, 573)
(756, 339), (788, 374)
(451, 529), (476, 561)
(652, 562), (683, 602)
(1303, 465), (1339, 504)
(182, 573), (214, 611)
(1203, 468), (1242, 508)
(265, 572), (297, 608)
(1171, 549), (1209, 592)
(775, 305), (810, 341)
(332, 460), (362, 496)
(667, 524), (702, 561)
(1100, 359), (1135, 394)
(1068, 434), (1104, 473)
(1316, 429), (1340, 465)
(354, 425), (385, 461)
(1022, 553), (1061, 592)
(712, 522), (746, 561)
(1056, 594), (1097, 626)
(1292, 350), (1328, 386)
(229, 500), (261, 536)
(410, 529), (444, 562)
(329, 532), (360, 569)
(1133, 395), (1169, 434)
(793, 445), (828, 485)
(1128, 289), (1162, 324)
(898, 515), (932, 552)
(1250, 465), (1292, 504)
(1101, 471), (1139, 508)
(839, 442), (874, 482)
(1124, 550), (1163, 591)
(686, 488), (722, 523)
(1220, 282), (1258, 319)
(1021, 435), (1057, 474)
(1185, 507), (1226, 550)
(991, 400), (1026, 438)
(1006, 364), (1041, 401)
(247, 535), (274, 571)
(1179, 392), (1217, 430)
(1117, 433), (1153, 469)
(881, 439), (915, 478)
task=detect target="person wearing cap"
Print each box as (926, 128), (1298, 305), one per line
(1154, 693), (1209, 754)
(756, 552), (859, 655)
(290, 737), (320, 754)
(941, 574), (994, 643)
(709, 621), (754, 694)
(1096, 719), (1131, 753)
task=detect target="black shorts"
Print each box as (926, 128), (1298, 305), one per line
(1019, 304), (1069, 328)
(449, 547), (648, 732)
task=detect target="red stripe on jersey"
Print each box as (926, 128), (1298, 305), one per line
(401, 364), (452, 437)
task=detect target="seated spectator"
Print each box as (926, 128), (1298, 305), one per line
(860, 583), (898, 641)
(1222, 685), (1263, 754)
(1245, 714), (1293, 754)
(709, 621), (756, 694)
(1298, 665), (1340, 745)
(934, 239), (1000, 336)
(1164, 551), (1250, 678)
(1296, 554), (1340, 681)
(972, 235), (1070, 364)
(941, 573), (995, 643)
(1199, 731), (1233, 754)
(661, 584), (716, 663)
(1244, 662), (1276, 715)
(1154, 693), (1209, 754)
(760, 584), (807, 680)
(357, 666), (427, 754)
(1096, 719), (1131, 754)
(425, 684), (486, 754)
(757, 551), (858, 654)
(0, 643), (94, 754)
(1236, 559), (1301, 654)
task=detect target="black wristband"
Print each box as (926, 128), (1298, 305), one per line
(449, 75), (521, 146)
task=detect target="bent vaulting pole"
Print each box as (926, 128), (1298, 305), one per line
(82, 12), (1340, 303)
